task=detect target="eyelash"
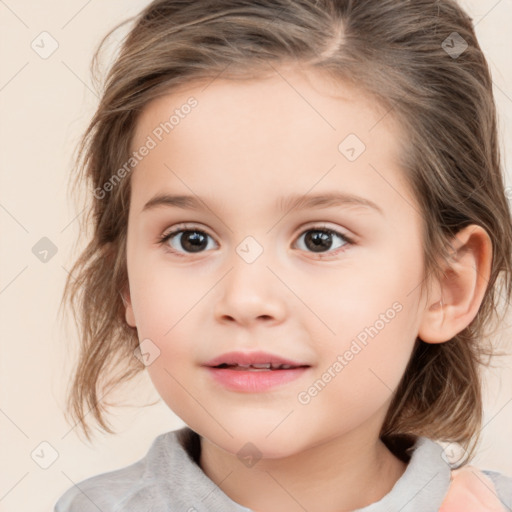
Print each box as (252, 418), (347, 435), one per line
(157, 223), (354, 258)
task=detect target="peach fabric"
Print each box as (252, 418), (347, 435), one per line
(439, 466), (506, 512)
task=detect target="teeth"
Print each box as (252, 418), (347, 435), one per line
(220, 363), (296, 370)
(250, 363), (272, 369)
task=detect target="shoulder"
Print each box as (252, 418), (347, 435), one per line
(379, 436), (512, 511)
(411, 437), (512, 507)
(53, 428), (190, 512)
(481, 469), (512, 508)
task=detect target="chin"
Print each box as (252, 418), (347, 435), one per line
(200, 423), (305, 461)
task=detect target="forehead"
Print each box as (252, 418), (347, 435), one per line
(128, 66), (418, 221)
(132, 67), (398, 152)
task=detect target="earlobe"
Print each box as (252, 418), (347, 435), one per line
(120, 286), (137, 328)
(418, 224), (492, 344)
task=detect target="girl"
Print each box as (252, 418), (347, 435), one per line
(55, 0), (512, 510)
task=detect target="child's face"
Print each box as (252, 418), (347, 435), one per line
(124, 65), (430, 457)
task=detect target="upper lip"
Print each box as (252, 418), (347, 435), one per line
(203, 351), (310, 368)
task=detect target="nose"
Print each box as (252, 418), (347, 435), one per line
(214, 253), (288, 327)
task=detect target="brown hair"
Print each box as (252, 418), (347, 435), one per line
(59, 0), (512, 464)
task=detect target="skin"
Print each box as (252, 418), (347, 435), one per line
(122, 63), (492, 511)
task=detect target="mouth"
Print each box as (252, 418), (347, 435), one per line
(212, 363), (308, 371)
(203, 351), (312, 392)
(203, 350), (310, 368)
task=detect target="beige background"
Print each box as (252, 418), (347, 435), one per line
(1, 1), (511, 511)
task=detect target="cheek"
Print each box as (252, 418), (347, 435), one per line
(129, 257), (202, 338)
(303, 249), (422, 397)
(142, 318), (200, 419)
(298, 299), (419, 435)
(129, 265), (202, 391)
(301, 262), (418, 349)
(339, 304), (417, 393)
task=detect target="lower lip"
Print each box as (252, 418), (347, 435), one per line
(205, 366), (310, 392)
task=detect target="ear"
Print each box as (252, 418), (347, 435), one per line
(418, 224), (492, 344)
(120, 284), (137, 328)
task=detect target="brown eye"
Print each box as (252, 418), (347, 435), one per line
(158, 224), (353, 258)
(294, 228), (351, 254)
(158, 227), (218, 256)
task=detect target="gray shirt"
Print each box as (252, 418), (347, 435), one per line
(54, 427), (512, 512)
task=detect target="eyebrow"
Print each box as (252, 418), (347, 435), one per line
(142, 192), (384, 216)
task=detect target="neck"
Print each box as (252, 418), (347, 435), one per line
(198, 430), (408, 512)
